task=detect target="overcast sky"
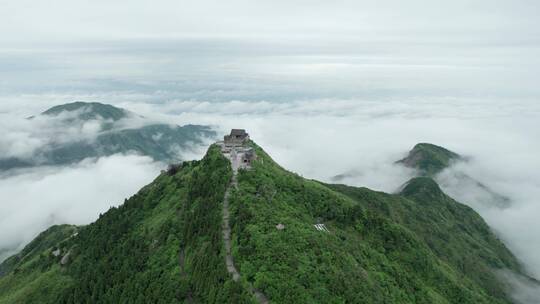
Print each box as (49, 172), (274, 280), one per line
(2, 0), (539, 41)
(1, 0), (540, 107)
(1, 1), (540, 302)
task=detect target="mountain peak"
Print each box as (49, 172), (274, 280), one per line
(399, 176), (445, 201)
(397, 143), (461, 176)
(41, 101), (130, 121)
(1, 102), (216, 171)
(0, 138), (530, 303)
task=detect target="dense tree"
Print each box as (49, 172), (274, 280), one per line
(0, 143), (534, 303)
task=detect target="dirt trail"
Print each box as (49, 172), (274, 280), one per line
(221, 145), (270, 304)
(222, 174), (241, 281)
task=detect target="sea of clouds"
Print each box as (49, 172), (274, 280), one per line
(1, 0), (540, 301)
(0, 153), (162, 261)
(3, 96), (538, 279)
(2, 69), (539, 304)
(131, 97), (540, 303)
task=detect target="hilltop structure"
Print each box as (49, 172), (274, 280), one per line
(1, 102), (216, 171)
(224, 129), (249, 146)
(241, 148), (256, 165)
(0, 138), (531, 304)
(219, 129), (256, 170)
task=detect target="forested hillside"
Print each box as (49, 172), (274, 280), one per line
(0, 141), (532, 303)
(0, 102), (216, 170)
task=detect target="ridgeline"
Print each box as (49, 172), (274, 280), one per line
(0, 132), (533, 303)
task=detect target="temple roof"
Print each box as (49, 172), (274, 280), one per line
(230, 129), (247, 137)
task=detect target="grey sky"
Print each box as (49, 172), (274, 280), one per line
(1, 1), (540, 301)
(2, 1), (539, 41)
(1, 0), (540, 107)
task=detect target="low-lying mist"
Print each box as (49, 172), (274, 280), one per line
(1, 97), (539, 301)
(1, 0), (539, 301)
(0, 154), (163, 261)
(135, 98), (540, 285)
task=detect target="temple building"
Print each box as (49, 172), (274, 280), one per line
(224, 129), (249, 145)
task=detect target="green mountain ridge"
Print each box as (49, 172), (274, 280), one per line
(396, 143), (461, 177)
(397, 143), (511, 209)
(1, 102), (216, 170)
(0, 225), (79, 277)
(0, 139), (533, 303)
(41, 101), (131, 122)
(331, 143), (459, 183)
(333, 143), (511, 209)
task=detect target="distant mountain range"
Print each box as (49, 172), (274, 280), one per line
(38, 101), (132, 124)
(333, 143), (511, 209)
(396, 143), (462, 176)
(1, 102), (216, 170)
(0, 137), (536, 303)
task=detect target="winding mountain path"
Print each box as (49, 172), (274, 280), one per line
(220, 145), (270, 304)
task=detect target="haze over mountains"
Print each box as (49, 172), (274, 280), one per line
(398, 144), (511, 209)
(1, 102), (216, 171)
(0, 101), (216, 263)
(1, 138), (537, 303)
(0, 100), (538, 303)
(334, 143), (512, 210)
(1, 0), (540, 302)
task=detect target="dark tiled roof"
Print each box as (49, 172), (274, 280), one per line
(230, 129), (247, 136)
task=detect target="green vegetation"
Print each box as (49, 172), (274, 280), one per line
(0, 141), (531, 303)
(395, 143), (511, 209)
(397, 143), (461, 176)
(0, 225), (77, 303)
(41, 101), (130, 122)
(1, 102), (216, 170)
(0, 145), (249, 303)
(330, 177), (521, 300)
(0, 225), (78, 276)
(228, 143), (523, 303)
(42, 123), (215, 166)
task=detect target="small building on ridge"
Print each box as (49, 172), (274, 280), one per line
(224, 129), (249, 145)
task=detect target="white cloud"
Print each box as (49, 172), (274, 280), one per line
(498, 270), (540, 304)
(0, 154), (162, 261)
(1, 0), (539, 43)
(135, 98), (540, 289)
(0, 103), (166, 162)
(439, 158), (540, 279)
(1, 0), (539, 300)
(1, 93), (539, 302)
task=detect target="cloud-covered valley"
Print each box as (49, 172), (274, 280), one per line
(1, 0), (539, 301)
(129, 97), (540, 293)
(0, 154), (162, 261)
